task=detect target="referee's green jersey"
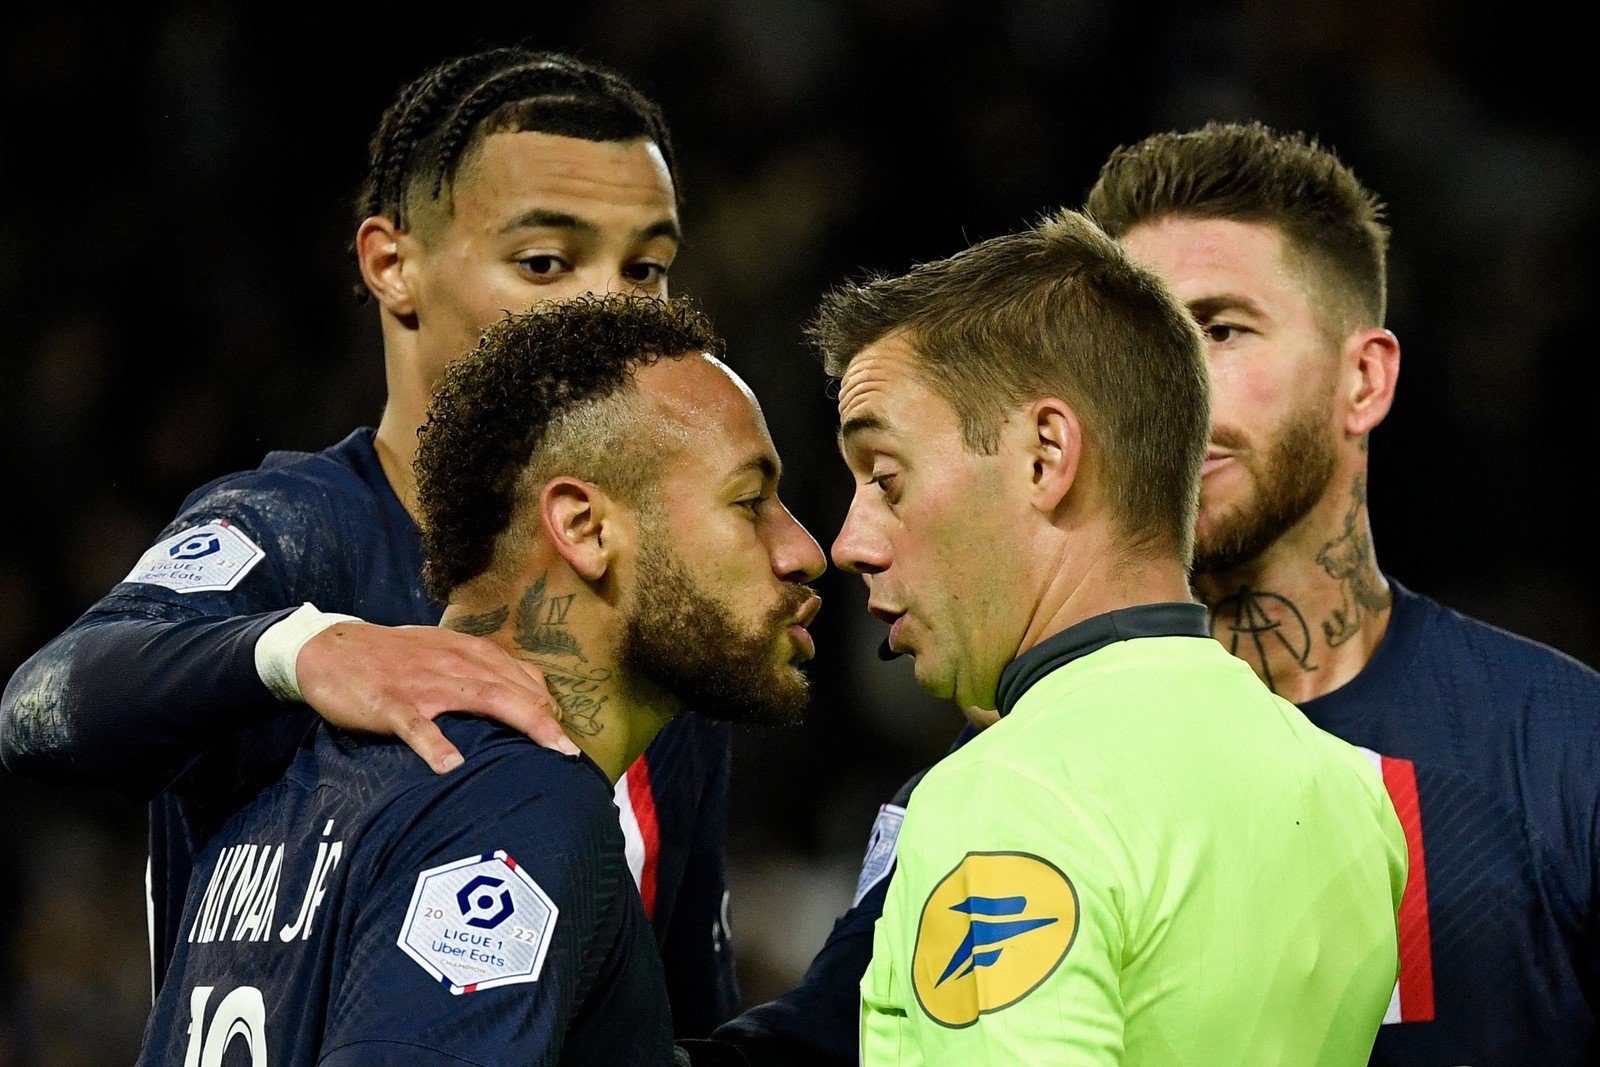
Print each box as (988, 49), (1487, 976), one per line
(860, 604), (1406, 1066)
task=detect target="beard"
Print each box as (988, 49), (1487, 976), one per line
(620, 533), (812, 727)
(1193, 399), (1338, 575)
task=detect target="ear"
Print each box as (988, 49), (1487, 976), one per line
(1024, 397), (1082, 514)
(355, 215), (419, 320)
(1343, 327), (1400, 437)
(540, 477), (615, 582)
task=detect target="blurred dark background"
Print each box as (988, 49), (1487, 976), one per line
(2, 2), (1596, 1063)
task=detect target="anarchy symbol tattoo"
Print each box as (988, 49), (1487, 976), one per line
(1210, 588), (1317, 694)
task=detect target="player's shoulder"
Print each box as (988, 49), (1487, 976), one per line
(1393, 578), (1600, 704)
(177, 427), (385, 520)
(647, 708), (733, 753)
(349, 716), (620, 832)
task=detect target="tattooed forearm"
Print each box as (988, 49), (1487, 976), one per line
(445, 605), (508, 637)
(513, 574), (585, 660)
(532, 661), (613, 737)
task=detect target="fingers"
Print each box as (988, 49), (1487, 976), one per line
(436, 673), (578, 758)
(297, 623), (580, 769)
(509, 661), (579, 756)
(393, 712), (466, 775)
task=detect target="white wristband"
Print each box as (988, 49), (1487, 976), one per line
(255, 602), (362, 702)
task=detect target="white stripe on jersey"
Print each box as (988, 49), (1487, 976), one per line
(1357, 745), (1404, 1026)
(614, 769), (646, 891)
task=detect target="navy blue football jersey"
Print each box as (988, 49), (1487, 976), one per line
(715, 577), (1600, 1067)
(0, 427), (736, 1036)
(709, 724), (978, 1067)
(1296, 579), (1600, 1064)
(135, 713), (674, 1066)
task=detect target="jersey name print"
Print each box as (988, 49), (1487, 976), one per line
(137, 715), (675, 1066)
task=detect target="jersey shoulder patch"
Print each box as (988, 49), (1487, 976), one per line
(124, 521), (266, 593)
(397, 851), (559, 995)
(911, 851), (1079, 1028)
(854, 803), (907, 906)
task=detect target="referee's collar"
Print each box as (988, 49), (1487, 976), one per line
(994, 602), (1208, 717)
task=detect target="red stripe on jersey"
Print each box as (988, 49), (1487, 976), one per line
(626, 755), (661, 919)
(1382, 755), (1436, 1022)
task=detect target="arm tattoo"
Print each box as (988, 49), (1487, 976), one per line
(444, 605), (508, 637)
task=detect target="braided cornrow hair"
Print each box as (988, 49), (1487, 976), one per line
(352, 46), (680, 300)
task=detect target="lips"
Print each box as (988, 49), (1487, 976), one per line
(1201, 448), (1235, 478)
(793, 594), (822, 629)
(866, 601), (903, 626)
(865, 602), (910, 658)
(784, 593), (823, 664)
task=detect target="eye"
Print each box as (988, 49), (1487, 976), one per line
(736, 494), (768, 514)
(868, 470), (899, 501)
(516, 253), (571, 278)
(621, 261), (671, 288)
(1201, 321), (1247, 344)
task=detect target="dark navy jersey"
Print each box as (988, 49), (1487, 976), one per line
(715, 578), (1600, 1067)
(1296, 579), (1600, 1065)
(135, 714), (674, 1067)
(709, 724), (978, 1067)
(0, 427), (736, 1036)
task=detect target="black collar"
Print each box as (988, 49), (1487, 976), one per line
(994, 602), (1209, 717)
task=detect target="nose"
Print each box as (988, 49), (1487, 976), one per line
(830, 495), (889, 576)
(773, 501), (827, 584)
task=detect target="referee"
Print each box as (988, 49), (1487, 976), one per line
(814, 209), (1407, 1065)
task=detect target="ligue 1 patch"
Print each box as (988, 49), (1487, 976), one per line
(124, 521), (265, 594)
(853, 803), (906, 907)
(911, 851), (1079, 1028)
(397, 851), (559, 995)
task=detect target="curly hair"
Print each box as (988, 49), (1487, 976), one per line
(414, 293), (723, 600)
(352, 45), (680, 298)
(1084, 120), (1389, 336)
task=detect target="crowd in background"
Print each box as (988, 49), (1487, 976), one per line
(2, 2), (1596, 1063)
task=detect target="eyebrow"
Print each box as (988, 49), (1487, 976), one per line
(837, 412), (889, 450)
(1186, 293), (1266, 321)
(730, 454), (780, 485)
(502, 209), (683, 246)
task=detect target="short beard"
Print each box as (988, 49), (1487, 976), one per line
(1194, 400), (1337, 575)
(620, 536), (812, 727)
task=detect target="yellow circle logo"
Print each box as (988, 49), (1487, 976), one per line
(911, 851), (1079, 1028)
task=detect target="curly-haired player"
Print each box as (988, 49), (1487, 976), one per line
(1, 46), (746, 1039)
(135, 293), (824, 1066)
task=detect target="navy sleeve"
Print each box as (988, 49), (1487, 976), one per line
(321, 741), (674, 1066)
(660, 721), (740, 1037)
(0, 471), (343, 797)
(710, 723), (977, 1066)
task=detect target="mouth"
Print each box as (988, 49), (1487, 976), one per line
(866, 603), (910, 659)
(1201, 448), (1235, 478)
(785, 593), (823, 664)
(866, 601), (903, 626)
(793, 594), (823, 629)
